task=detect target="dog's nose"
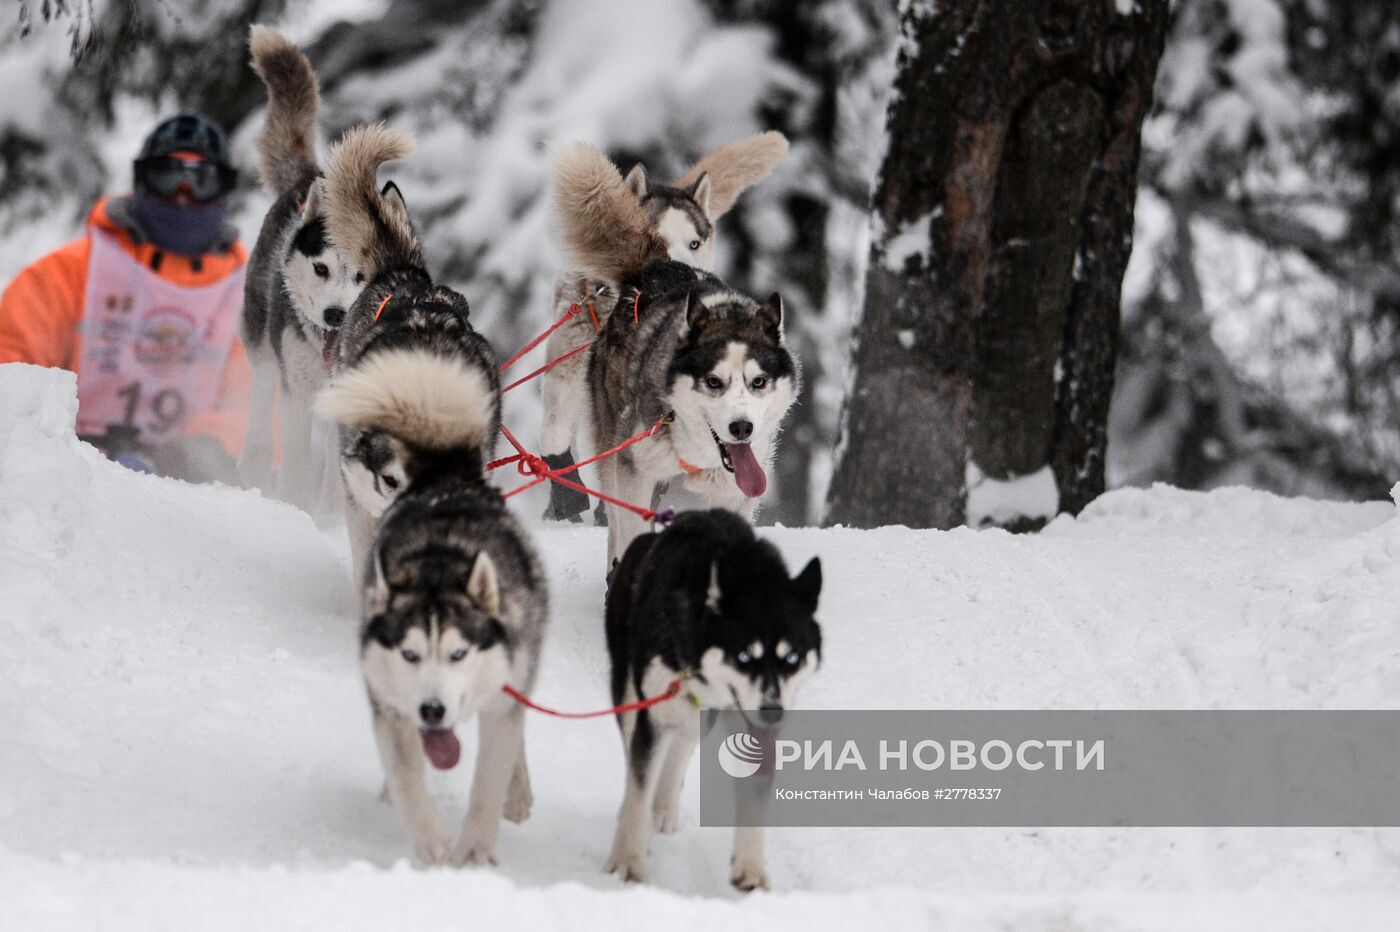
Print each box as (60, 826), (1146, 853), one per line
(758, 703), (784, 726)
(419, 700), (446, 726)
(728, 419), (753, 442)
(323, 306), (346, 328)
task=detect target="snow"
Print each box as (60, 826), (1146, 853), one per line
(965, 460), (1060, 527)
(5, 363), (1400, 928)
(878, 208), (939, 272)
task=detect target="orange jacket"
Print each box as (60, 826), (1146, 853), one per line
(0, 196), (250, 456)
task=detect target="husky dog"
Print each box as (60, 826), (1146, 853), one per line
(551, 143), (799, 566)
(315, 126), (540, 866)
(313, 124), (501, 580)
(604, 508), (821, 890)
(540, 132), (789, 524)
(353, 462), (546, 866)
(240, 26), (365, 513)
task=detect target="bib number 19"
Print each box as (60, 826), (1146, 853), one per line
(116, 381), (187, 435)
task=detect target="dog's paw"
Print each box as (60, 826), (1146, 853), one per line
(410, 824), (452, 866)
(504, 782), (532, 824)
(730, 860), (770, 893)
(449, 838), (499, 868)
(653, 804), (681, 834)
(604, 850), (649, 884)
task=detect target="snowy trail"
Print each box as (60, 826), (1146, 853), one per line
(3, 364), (1400, 930)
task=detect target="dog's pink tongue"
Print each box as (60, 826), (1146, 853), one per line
(419, 728), (461, 770)
(725, 443), (767, 498)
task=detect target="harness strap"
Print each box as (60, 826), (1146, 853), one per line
(373, 292), (393, 322)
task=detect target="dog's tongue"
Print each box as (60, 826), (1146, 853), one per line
(724, 443), (767, 498)
(321, 332), (335, 373)
(419, 728), (461, 770)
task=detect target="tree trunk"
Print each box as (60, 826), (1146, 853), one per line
(826, 0), (1168, 530)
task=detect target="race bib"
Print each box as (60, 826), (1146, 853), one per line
(75, 230), (244, 442)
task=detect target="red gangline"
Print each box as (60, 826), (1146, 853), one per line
(498, 303), (585, 373)
(500, 679), (683, 719)
(485, 302), (670, 524)
(501, 341), (590, 394)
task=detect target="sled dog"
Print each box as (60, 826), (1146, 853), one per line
(604, 508), (821, 890)
(355, 465), (546, 866)
(313, 124), (500, 581)
(551, 142), (799, 566)
(239, 26), (365, 512)
(316, 125), (540, 865)
(540, 132), (789, 524)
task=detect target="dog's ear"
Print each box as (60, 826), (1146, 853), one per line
(466, 552), (501, 618)
(686, 172), (712, 217)
(380, 180), (409, 220)
(679, 290), (709, 341)
(756, 292), (783, 342)
(624, 163), (648, 199)
(302, 178), (323, 219)
(365, 545), (391, 612)
(791, 556), (821, 614)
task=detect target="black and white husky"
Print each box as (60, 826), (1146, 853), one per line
(551, 142), (800, 566)
(604, 509), (821, 890)
(315, 126), (542, 866)
(239, 26), (365, 513)
(540, 133), (788, 524)
(312, 124), (500, 581)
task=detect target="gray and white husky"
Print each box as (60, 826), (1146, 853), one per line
(540, 133), (788, 524)
(239, 26), (365, 514)
(313, 124), (501, 584)
(605, 508), (821, 890)
(551, 143), (799, 566)
(354, 459), (546, 867)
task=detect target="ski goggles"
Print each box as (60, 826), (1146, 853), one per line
(133, 155), (237, 202)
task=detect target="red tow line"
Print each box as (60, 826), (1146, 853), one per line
(500, 678), (687, 718)
(487, 302), (674, 526)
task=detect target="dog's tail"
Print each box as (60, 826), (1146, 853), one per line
(322, 123), (423, 278)
(316, 350), (496, 452)
(249, 25), (320, 195)
(676, 131), (789, 218)
(552, 142), (667, 287)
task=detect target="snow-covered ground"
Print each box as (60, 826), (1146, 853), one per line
(3, 362), (1400, 930)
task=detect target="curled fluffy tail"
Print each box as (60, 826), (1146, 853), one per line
(323, 123), (423, 277)
(249, 25), (320, 195)
(316, 350), (497, 452)
(676, 131), (789, 218)
(551, 142), (667, 287)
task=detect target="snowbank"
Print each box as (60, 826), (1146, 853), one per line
(3, 364), (1399, 929)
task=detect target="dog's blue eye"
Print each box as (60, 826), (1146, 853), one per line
(736, 650), (751, 664)
(705, 375), (724, 390)
(688, 240), (701, 250)
(750, 376), (767, 391)
(450, 648), (468, 662)
(401, 649), (420, 663)
(786, 652), (801, 667)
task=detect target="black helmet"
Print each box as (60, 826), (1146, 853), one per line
(138, 112), (231, 164)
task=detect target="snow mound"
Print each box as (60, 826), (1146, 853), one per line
(1048, 481), (1394, 540)
(4, 364), (1400, 929)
